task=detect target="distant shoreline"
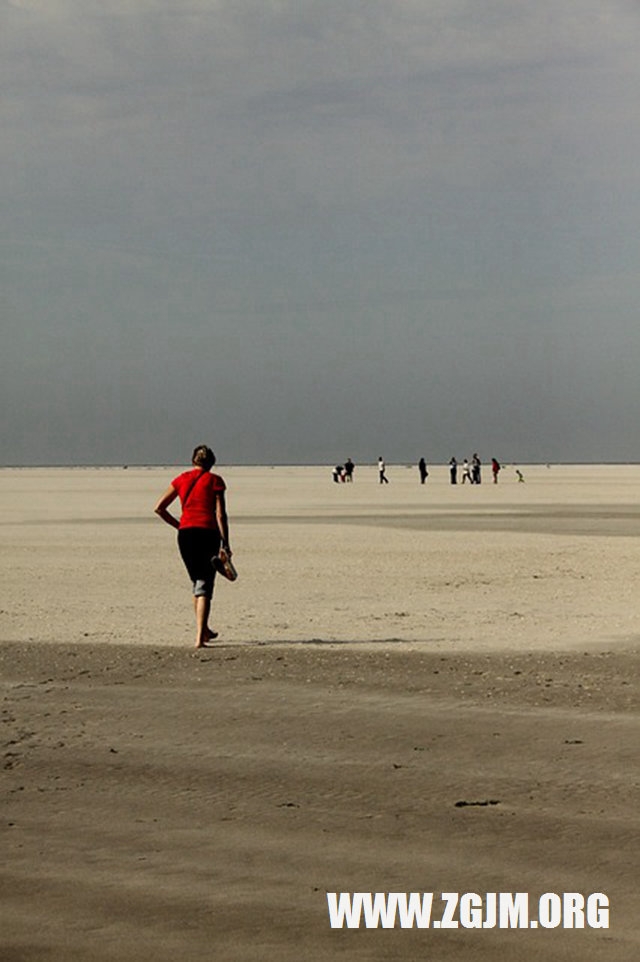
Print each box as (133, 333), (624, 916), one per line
(1, 461), (640, 470)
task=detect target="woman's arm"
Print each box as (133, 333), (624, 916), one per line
(215, 490), (232, 554)
(154, 485), (180, 529)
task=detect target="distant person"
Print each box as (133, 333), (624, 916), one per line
(154, 444), (232, 649)
(449, 457), (458, 484)
(516, 468), (525, 483)
(491, 458), (501, 484)
(472, 453), (482, 484)
(378, 457), (389, 484)
(332, 465), (345, 483)
(461, 459), (472, 484)
(418, 457), (429, 484)
(344, 458), (355, 482)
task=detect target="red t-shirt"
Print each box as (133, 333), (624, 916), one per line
(171, 469), (226, 530)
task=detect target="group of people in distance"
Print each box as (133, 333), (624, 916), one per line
(333, 454), (504, 485)
(449, 454), (501, 485)
(332, 458), (355, 483)
(334, 457), (391, 484)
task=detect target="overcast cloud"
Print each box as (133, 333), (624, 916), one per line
(2, 0), (640, 464)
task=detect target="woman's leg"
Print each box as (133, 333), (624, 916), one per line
(194, 594), (211, 648)
(192, 594), (218, 646)
(179, 528), (220, 647)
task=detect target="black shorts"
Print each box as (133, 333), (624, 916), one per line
(177, 527), (221, 598)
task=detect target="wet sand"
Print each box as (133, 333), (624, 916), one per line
(1, 465), (639, 959)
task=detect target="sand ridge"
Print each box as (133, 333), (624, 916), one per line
(2, 641), (638, 961)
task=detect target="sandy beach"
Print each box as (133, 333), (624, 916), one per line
(1, 464), (639, 960)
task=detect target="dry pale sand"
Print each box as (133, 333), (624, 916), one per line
(1, 464), (639, 960)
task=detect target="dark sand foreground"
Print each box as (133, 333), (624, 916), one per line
(2, 640), (638, 961)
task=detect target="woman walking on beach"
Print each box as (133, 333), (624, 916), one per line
(154, 445), (232, 648)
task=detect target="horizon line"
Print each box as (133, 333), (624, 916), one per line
(1, 461), (639, 470)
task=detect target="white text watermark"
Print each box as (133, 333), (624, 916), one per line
(327, 892), (609, 930)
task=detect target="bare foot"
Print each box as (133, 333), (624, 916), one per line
(195, 628), (218, 649)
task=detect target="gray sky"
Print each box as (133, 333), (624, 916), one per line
(2, 0), (640, 465)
